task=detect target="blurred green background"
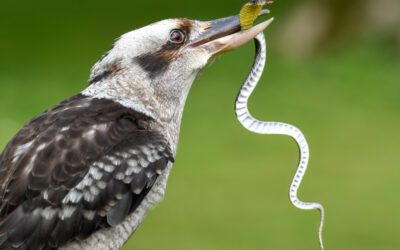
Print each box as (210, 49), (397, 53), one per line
(0, 0), (399, 249)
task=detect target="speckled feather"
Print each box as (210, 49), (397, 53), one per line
(0, 95), (173, 249)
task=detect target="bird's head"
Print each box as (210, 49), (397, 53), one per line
(84, 12), (273, 128)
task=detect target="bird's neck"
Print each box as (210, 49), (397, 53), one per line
(81, 75), (196, 153)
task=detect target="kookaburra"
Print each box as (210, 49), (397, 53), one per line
(0, 12), (272, 250)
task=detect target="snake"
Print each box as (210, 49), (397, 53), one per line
(236, 1), (325, 249)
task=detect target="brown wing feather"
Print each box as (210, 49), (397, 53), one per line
(0, 94), (174, 249)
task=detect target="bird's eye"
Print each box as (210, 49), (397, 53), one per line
(169, 29), (186, 44)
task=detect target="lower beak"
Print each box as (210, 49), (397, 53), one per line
(190, 11), (273, 56)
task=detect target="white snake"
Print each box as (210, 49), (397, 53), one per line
(235, 32), (325, 249)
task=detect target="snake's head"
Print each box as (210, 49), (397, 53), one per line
(189, 10), (273, 58)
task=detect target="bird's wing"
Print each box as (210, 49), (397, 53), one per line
(0, 94), (174, 249)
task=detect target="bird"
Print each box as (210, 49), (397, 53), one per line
(0, 12), (272, 250)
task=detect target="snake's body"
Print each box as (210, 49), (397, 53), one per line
(235, 32), (325, 249)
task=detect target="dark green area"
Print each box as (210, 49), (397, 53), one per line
(0, 1), (399, 249)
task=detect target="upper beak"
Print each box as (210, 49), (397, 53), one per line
(190, 10), (273, 56)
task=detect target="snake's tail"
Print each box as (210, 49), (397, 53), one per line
(236, 33), (325, 250)
(287, 127), (325, 250)
(318, 205), (325, 249)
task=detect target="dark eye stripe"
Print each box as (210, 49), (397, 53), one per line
(135, 19), (195, 78)
(136, 44), (178, 79)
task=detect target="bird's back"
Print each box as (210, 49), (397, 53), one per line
(0, 94), (174, 249)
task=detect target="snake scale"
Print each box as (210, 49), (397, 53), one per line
(236, 1), (325, 249)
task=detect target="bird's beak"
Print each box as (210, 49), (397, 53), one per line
(189, 10), (273, 56)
